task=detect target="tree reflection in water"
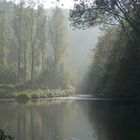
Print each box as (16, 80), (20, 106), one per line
(87, 101), (140, 140)
(0, 100), (140, 140)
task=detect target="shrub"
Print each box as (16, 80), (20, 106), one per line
(15, 93), (30, 100)
(31, 94), (39, 99)
(0, 129), (14, 140)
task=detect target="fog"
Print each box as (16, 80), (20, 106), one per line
(69, 27), (100, 83)
(0, 1), (140, 139)
(63, 9), (100, 86)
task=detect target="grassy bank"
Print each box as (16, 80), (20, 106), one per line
(0, 84), (75, 100)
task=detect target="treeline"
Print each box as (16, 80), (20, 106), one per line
(0, 1), (72, 89)
(69, 0), (140, 98)
(87, 26), (140, 98)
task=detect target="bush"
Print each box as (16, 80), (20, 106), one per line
(31, 94), (39, 99)
(15, 93), (30, 100)
(0, 129), (14, 140)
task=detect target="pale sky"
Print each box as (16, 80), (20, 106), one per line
(7, 0), (75, 9)
(43, 0), (74, 9)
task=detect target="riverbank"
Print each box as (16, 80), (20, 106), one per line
(0, 84), (75, 100)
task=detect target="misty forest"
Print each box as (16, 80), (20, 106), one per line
(0, 0), (76, 100)
(0, 0), (140, 140)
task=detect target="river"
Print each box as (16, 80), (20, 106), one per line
(0, 96), (140, 140)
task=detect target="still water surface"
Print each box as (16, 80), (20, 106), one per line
(0, 98), (140, 140)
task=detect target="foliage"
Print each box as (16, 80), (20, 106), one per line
(0, 129), (14, 140)
(69, 0), (140, 40)
(87, 26), (140, 98)
(0, 10), (10, 72)
(36, 7), (72, 89)
(15, 93), (31, 100)
(14, 87), (75, 100)
(68, 0), (140, 98)
(0, 1), (73, 91)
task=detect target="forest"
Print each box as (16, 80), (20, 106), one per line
(0, 0), (74, 100)
(0, 0), (140, 100)
(69, 0), (140, 99)
(1, 0), (140, 139)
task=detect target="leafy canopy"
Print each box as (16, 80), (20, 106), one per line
(69, 0), (140, 33)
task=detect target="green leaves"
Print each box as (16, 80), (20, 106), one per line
(70, 0), (140, 35)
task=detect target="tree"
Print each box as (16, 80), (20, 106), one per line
(21, 7), (33, 83)
(29, 6), (37, 84)
(87, 26), (140, 98)
(13, 1), (24, 82)
(36, 6), (48, 73)
(50, 8), (69, 88)
(49, 8), (68, 73)
(39, 7), (71, 88)
(0, 9), (11, 74)
(0, 11), (8, 71)
(69, 0), (140, 39)
(87, 27), (121, 96)
(24, 2), (42, 84)
(69, 0), (140, 98)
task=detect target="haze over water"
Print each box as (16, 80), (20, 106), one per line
(0, 99), (140, 140)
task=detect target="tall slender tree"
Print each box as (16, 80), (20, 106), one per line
(48, 7), (70, 88)
(0, 10), (10, 72)
(37, 6), (48, 72)
(13, 1), (24, 82)
(0, 10), (6, 72)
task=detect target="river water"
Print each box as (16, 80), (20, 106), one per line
(0, 97), (140, 140)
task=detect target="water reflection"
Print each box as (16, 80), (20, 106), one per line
(0, 100), (140, 140)
(86, 101), (140, 140)
(0, 100), (94, 140)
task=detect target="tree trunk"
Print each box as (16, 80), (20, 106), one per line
(31, 43), (35, 84)
(30, 8), (40, 85)
(42, 51), (44, 72)
(0, 11), (5, 73)
(23, 45), (27, 83)
(17, 6), (23, 82)
(18, 37), (21, 82)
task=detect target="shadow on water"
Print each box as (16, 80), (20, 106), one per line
(86, 100), (140, 140)
(0, 99), (140, 140)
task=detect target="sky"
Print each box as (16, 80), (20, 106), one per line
(6, 0), (75, 9)
(43, 0), (74, 9)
